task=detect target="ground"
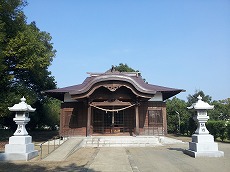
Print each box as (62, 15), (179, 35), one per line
(0, 135), (229, 172)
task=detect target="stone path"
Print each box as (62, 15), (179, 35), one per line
(88, 148), (133, 172)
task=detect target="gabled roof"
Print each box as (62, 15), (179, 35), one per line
(45, 70), (185, 101)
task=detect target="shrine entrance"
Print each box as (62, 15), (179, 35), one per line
(92, 107), (134, 135)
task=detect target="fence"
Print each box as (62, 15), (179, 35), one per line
(38, 135), (69, 160)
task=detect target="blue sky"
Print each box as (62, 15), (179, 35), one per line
(24, 0), (230, 101)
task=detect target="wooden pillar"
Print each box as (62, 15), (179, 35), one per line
(162, 105), (167, 135)
(135, 105), (139, 135)
(87, 105), (91, 136)
(112, 111), (114, 134)
(59, 108), (64, 136)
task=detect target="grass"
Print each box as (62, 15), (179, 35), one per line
(0, 130), (59, 151)
(0, 130), (59, 142)
(166, 133), (192, 142)
(28, 130), (59, 142)
(0, 130), (14, 141)
(167, 133), (230, 143)
(215, 137), (230, 143)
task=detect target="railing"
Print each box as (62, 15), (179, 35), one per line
(38, 135), (69, 160)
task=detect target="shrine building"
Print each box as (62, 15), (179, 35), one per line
(46, 69), (184, 137)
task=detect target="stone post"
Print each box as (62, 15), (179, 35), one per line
(0, 97), (38, 161)
(184, 95), (224, 157)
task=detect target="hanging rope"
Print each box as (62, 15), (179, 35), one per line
(90, 103), (136, 113)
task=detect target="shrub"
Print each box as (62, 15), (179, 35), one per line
(206, 121), (226, 141)
(226, 122), (230, 140)
(180, 121), (188, 135)
(188, 117), (197, 136)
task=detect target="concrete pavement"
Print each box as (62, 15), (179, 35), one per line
(39, 136), (230, 171)
(126, 143), (230, 172)
(88, 148), (133, 172)
(63, 141), (230, 172)
(0, 139), (229, 171)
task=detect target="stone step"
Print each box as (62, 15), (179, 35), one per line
(39, 136), (184, 161)
(83, 136), (163, 147)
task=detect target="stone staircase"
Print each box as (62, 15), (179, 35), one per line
(41, 136), (183, 161)
(82, 136), (164, 147)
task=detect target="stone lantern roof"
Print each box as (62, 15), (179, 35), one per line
(187, 95), (214, 110)
(8, 97), (36, 112)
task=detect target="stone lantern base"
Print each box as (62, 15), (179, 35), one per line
(184, 134), (224, 158)
(0, 135), (38, 161)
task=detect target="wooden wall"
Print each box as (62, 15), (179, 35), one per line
(60, 102), (87, 136)
(59, 101), (167, 136)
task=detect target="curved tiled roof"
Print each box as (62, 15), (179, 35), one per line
(45, 72), (185, 101)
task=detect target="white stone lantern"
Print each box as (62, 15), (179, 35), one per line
(0, 97), (38, 161)
(188, 95), (213, 135)
(184, 95), (224, 157)
(9, 97), (35, 136)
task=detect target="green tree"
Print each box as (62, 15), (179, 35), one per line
(0, 0), (26, 92)
(113, 63), (147, 82)
(206, 121), (226, 141)
(166, 97), (190, 134)
(113, 63), (138, 72)
(227, 121), (230, 140)
(3, 22), (56, 95)
(187, 90), (212, 105)
(28, 98), (60, 130)
(0, 0), (59, 130)
(209, 99), (230, 120)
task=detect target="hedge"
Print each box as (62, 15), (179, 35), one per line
(226, 122), (230, 140)
(206, 120), (228, 141)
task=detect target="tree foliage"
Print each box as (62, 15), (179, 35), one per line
(227, 122), (230, 140)
(166, 97), (190, 134)
(0, 0), (27, 90)
(113, 63), (147, 82)
(187, 90), (212, 105)
(0, 0), (60, 130)
(113, 63), (138, 72)
(206, 121), (226, 141)
(209, 99), (230, 120)
(167, 90), (230, 139)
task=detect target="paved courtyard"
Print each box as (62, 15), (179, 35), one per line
(0, 141), (229, 172)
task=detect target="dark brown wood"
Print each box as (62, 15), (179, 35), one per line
(87, 105), (91, 136)
(57, 76), (171, 137)
(90, 99), (132, 106)
(59, 108), (64, 136)
(59, 100), (167, 136)
(70, 80), (154, 100)
(135, 105), (139, 135)
(162, 106), (167, 135)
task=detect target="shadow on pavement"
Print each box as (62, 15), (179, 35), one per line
(0, 162), (97, 172)
(167, 147), (185, 152)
